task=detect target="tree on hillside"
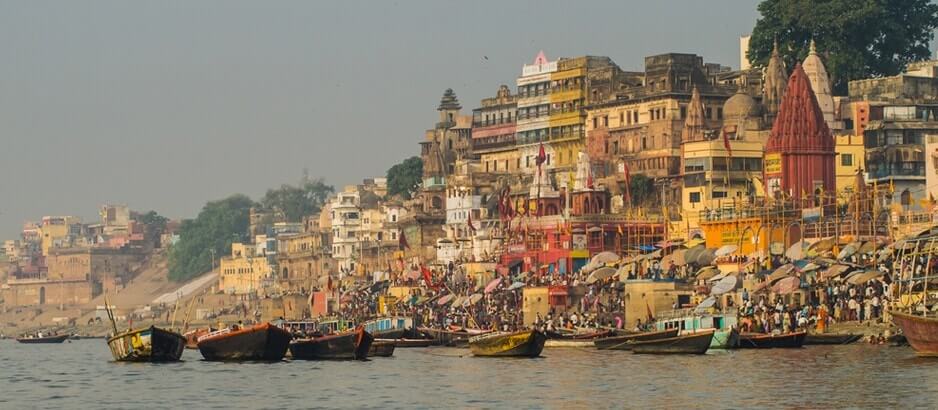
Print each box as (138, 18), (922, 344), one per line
(260, 179), (334, 222)
(135, 210), (168, 247)
(748, 0), (938, 94)
(387, 156), (423, 199)
(167, 194), (255, 282)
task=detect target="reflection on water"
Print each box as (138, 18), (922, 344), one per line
(1, 340), (937, 409)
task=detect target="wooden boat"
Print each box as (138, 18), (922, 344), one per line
(738, 331), (807, 348)
(890, 310), (938, 356)
(544, 339), (596, 348)
(107, 326), (186, 362)
(290, 327), (374, 360)
(368, 340), (396, 357)
(804, 333), (862, 345)
(16, 334), (69, 344)
(387, 338), (434, 348)
(708, 328), (739, 349)
(545, 329), (612, 340)
(363, 316), (414, 340)
(183, 328), (211, 349)
(631, 329), (715, 354)
(420, 327), (473, 347)
(594, 328), (679, 350)
(468, 330), (547, 358)
(197, 322), (293, 361)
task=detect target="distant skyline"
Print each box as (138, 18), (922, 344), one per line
(0, 1), (801, 237)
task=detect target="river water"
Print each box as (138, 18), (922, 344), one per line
(2, 339), (937, 409)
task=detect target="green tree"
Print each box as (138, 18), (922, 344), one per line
(387, 156), (423, 199)
(260, 179), (334, 222)
(135, 210), (168, 246)
(748, 0), (938, 94)
(167, 194), (255, 281)
(628, 174), (657, 207)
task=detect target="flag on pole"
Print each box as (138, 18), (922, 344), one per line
(617, 224), (624, 236)
(623, 162), (632, 206)
(398, 228), (410, 250)
(536, 143), (547, 167)
(722, 127), (733, 157)
(467, 211), (476, 233)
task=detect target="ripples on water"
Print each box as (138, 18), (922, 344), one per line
(2, 340), (937, 409)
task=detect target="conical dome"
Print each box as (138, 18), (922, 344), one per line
(763, 41), (787, 118)
(723, 88), (762, 120)
(438, 88), (461, 111)
(801, 40), (834, 126)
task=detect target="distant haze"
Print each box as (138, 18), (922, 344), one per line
(0, 0), (762, 237)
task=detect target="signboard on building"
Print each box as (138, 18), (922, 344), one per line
(572, 234), (587, 250)
(764, 153), (781, 174)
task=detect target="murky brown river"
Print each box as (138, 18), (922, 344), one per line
(2, 339), (936, 409)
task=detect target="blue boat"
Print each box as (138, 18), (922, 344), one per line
(655, 308), (739, 349)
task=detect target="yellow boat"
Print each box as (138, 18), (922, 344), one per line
(468, 330), (547, 357)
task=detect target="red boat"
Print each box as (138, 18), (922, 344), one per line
(289, 326), (373, 360)
(738, 331), (807, 348)
(196, 322), (293, 361)
(890, 310), (938, 356)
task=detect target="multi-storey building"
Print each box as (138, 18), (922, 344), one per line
(329, 187), (362, 274)
(219, 242), (274, 295)
(472, 85), (518, 174)
(850, 60), (938, 211)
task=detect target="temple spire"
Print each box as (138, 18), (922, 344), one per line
(681, 86), (706, 142)
(763, 39), (787, 120)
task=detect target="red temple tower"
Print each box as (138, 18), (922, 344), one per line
(764, 63), (836, 204)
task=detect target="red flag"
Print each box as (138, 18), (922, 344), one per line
(467, 211), (476, 233)
(536, 143), (547, 166)
(623, 162), (632, 206)
(722, 128), (733, 157)
(645, 300), (654, 322)
(327, 275), (333, 291)
(398, 228), (410, 250)
(420, 265), (435, 288)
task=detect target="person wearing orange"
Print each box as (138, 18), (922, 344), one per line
(816, 304), (829, 333)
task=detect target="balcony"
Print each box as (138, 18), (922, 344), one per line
(868, 164), (925, 180)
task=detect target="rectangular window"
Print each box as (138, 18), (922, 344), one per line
(633, 111), (639, 123)
(690, 192), (701, 203)
(713, 191), (728, 199)
(841, 154), (853, 167)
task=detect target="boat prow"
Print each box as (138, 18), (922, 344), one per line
(107, 326), (186, 362)
(468, 330), (547, 357)
(196, 322), (293, 361)
(890, 310), (938, 356)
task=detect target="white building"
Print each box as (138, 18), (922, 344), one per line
(329, 188), (362, 274)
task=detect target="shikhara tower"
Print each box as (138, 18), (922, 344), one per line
(764, 63), (836, 203)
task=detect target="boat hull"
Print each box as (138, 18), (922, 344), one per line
(469, 330), (547, 357)
(804, 333), (862, 345)
(373, 328), (406, 340)
(544, 339), (596, 348)
(710, 328), (739, 349)
(197, 323), (293, 361)
(738, 331), (806, 348)
(595, 328), (680, 350)
(107, 326), (186, 362)
(290, 328), (374, 360)
(632, 330), (714, 354)
(368, 341), (396, 357)
(387, 338), (433, 348)
(16, 334), (69, 344)
(890, 310), (938, 356)
(420, 327), (471, 347)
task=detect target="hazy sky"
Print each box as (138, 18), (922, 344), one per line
(0, 0), (763, 238)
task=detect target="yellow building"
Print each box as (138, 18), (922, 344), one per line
(219, 243), (273, 295)
(681, 140), (764, 233)
(834, 134), (865, 193)
(39, 216), (81, 256)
